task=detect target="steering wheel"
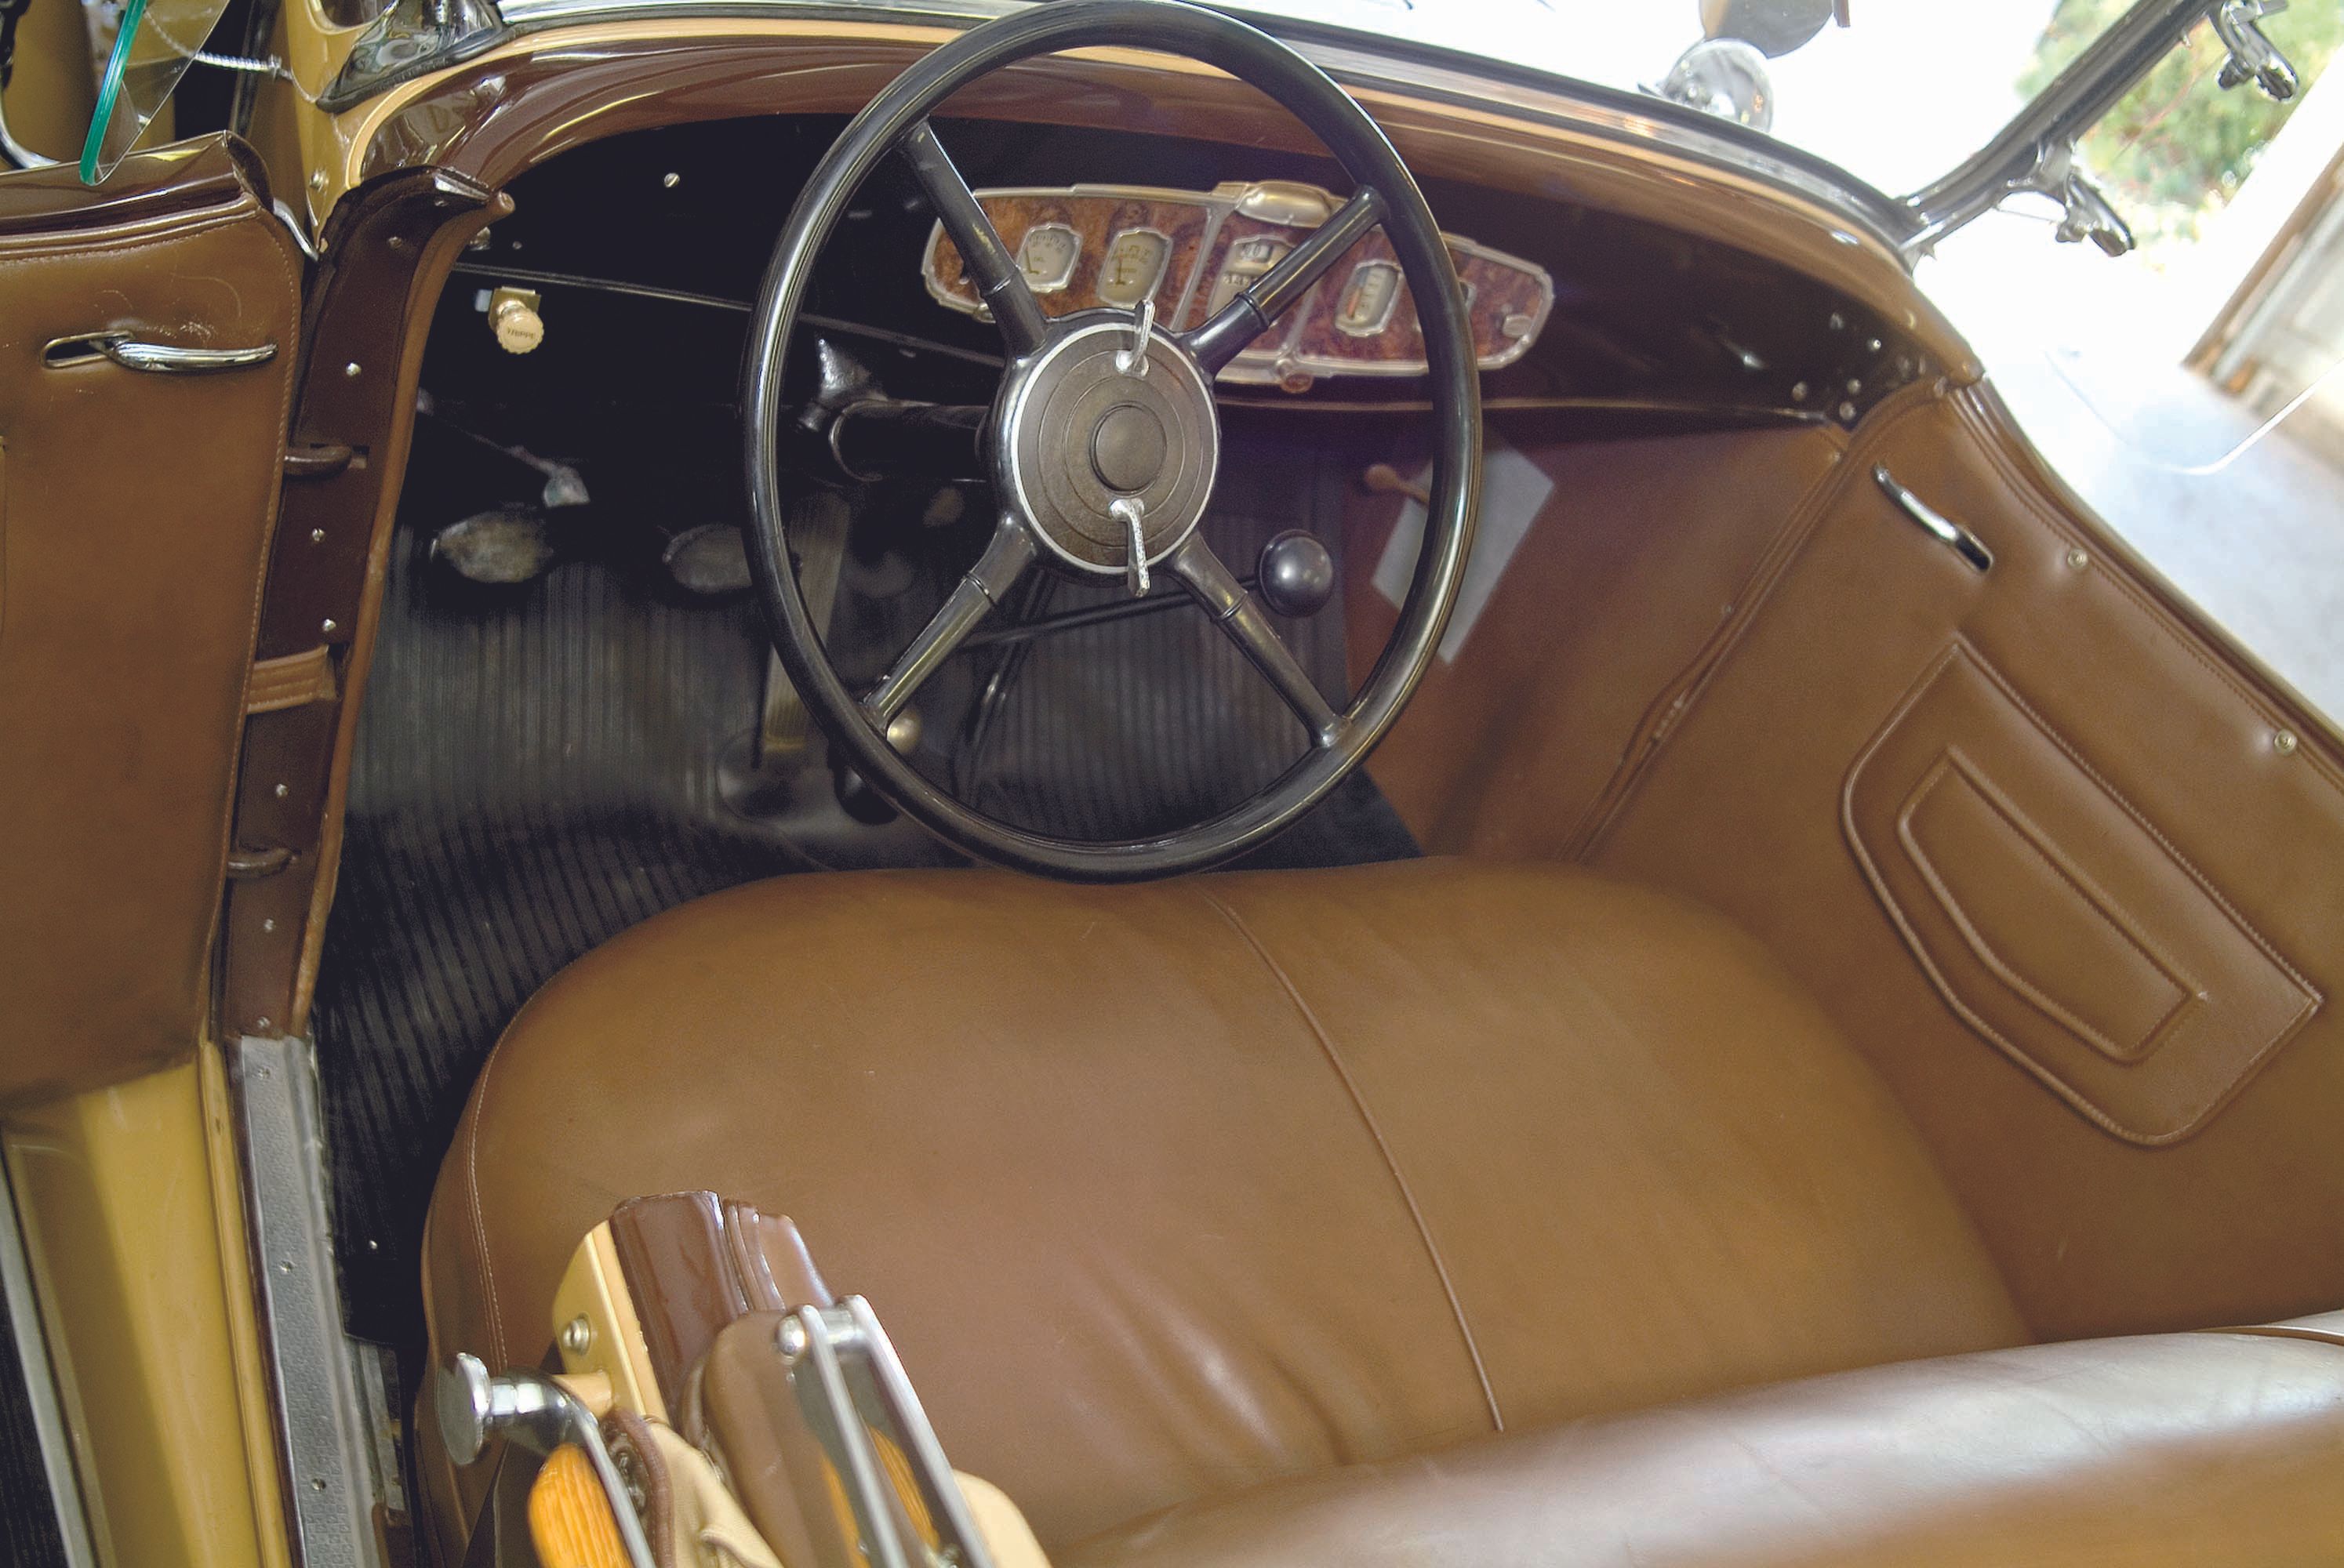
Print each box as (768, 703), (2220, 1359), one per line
(743, 0), (1481, 880)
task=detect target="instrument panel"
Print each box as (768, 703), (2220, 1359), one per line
(921, 180), (1554, 390)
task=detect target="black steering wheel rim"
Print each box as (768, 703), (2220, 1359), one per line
(743, 0), (1481, 881)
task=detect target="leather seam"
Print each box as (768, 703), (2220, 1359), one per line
(1197, 887), (1504, 1434)
(465, 1040), (509, 1367)
(1567, 394), (1911, 856)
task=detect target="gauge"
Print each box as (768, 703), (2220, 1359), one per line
(1099, 228), (1171, 308)
(1334, 260), (1404, 337)
(1208, 234), (1291, 314)
(1016, 223), (1080, 292)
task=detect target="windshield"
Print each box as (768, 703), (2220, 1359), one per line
(1231, 0), (2336, 201)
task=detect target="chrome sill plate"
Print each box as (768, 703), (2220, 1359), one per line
(234, 1035), (383, 1568)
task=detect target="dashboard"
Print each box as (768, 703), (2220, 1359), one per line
(921, 180), (1554, 391)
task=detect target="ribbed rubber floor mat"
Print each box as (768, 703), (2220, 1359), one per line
(0, 1281), (67, 1568)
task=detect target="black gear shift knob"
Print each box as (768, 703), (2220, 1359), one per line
(1256, 529), (1336, 619)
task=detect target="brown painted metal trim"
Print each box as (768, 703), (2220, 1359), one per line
(219, 169), (509, 1040)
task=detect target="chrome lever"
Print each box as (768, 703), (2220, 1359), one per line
(42, 331), (278, 374)
(1113, 296), (1154, 378)
(1873, 466), (1993, 575)
(434, 1353), (658, 1568)
(1111, 495), (1150, 595)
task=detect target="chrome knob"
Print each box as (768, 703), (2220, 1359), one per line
(434, 1352), (570, 1465)
(1256, 530), (1336, 619)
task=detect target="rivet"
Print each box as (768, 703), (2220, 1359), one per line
(387, 236), (409, 253)
(661, 171), (680, 189)
(261, 918), (276, 933)
(1846, 378), (1863, 396)
(2065, 547), (2088, 570)
(308, 169), (325, 192)
(343, 361), (362, 378)
(255, 1018), (271, 1030)
(1790, 380), (1809, 401)
(274, 782), (289, 798)
(322, 618), (339, 634)
(559, 1315), (594, 1356)
(1866, 336), (1884, 354)
(2274, 729), (2299, 756)
(311, 528), (327, 544)
(1837, 401), (1857, 422)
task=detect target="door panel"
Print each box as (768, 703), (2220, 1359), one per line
(0, 139), (300, 1104)
(1586, 381), (2344, 1340)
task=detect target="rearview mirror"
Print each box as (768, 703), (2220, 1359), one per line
(1700, 0), (1837, 58)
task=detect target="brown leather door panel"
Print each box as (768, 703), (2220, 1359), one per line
(1586, 382), (2344, 1339)
(0, 139), (300, 1105)
(1846, 641), (2318, 1144)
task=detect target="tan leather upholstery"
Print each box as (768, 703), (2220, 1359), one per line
(0, 138), (300, 1104)
(1358, 389), (2344, 1345)
(1066, 1318), (2344, 1567)
(424, 860), (2026, 1551)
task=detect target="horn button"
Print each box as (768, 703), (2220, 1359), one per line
(998, 318), (1219, 578)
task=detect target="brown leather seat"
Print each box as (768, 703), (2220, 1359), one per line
(420, 860), (2344, 1563)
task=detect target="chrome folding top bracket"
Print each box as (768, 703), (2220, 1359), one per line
(776, 1298), (1000, 1568)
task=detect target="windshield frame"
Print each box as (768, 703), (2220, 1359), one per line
(377, 0), (1921, 251)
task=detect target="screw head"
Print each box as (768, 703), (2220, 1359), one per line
(776, 1316), (809, 1361)
(311, 528), (327, 544)
(2065, 547), (2089, 570)
(661, 171), (680, 189)
(2274, 729), (2299, 756)
(322, 618), (339, 635)
(308, 169), (326, 192)
(343, 361), (362, 379)
(558, 1315), (594, 1357)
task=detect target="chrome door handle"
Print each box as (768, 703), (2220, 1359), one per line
(1873, 466), (1993, 574)
(43, 331), (277, 374)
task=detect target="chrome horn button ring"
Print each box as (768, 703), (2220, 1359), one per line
(997, 315), (1219, 578)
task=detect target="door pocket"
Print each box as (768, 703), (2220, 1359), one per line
(1846, 642), (2318, 1143)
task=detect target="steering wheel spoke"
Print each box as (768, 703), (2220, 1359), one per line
(899, 120), (1050, 359)
(1168, 533), (1345, 749)
(862, 516), (1037, 727)
(1182, 185), (1386, 373)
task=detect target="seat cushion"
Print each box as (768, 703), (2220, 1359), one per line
(1065, 1318), (2344, 1567)
(423, 859), (2024, 1548)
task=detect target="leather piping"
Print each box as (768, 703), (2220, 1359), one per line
(1840, 639), (2321, 1147)
(1197, 887), (1504, 1433)
(2198, 1323), (2344, 1349)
